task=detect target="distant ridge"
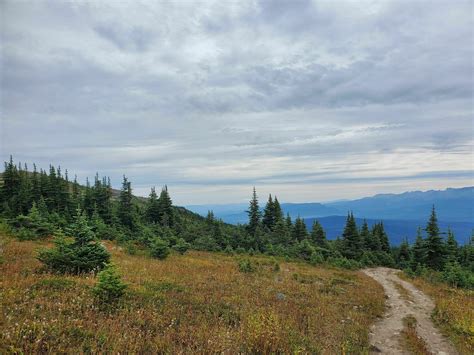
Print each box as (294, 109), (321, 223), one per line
(186, 186), (474, 244)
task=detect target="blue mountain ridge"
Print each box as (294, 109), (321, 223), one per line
(186, 186), (474, 244)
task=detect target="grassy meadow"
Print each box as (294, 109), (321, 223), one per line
(1, 233), (385, 354)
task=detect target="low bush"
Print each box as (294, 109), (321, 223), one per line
(238, 258), (254, 273)
(150, 237), (170, 259)
(172, 238), (190, 255)
(92, 264), (127, 304)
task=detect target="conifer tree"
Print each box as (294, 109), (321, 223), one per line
(410, 227), (426, 270)
(360, 220), (371, 250)
(310, 220), (328, 248)
(246, 187), (261, 236)
(273, 196), (283, 224)
(292, 216), (308, 242)
(158, 185), (174, 227)
(398, 238), (410, 269)
(424, 206), (445, 270)
(146, 187), (161, 223)
(118, 175), (134, 229)
(285, 213), (292, 229)
(262, 194), (275, 231)
(445, 229), (459, 263)
(341, 212), (362, 260)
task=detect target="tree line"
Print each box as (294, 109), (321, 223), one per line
(0, 157), (472, 287)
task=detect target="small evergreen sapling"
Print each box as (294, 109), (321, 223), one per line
(92, 263), (127, 304)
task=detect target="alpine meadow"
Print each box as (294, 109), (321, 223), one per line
(1, 1), (473, 354)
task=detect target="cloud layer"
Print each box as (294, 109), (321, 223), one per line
(1, 0), (472, 204)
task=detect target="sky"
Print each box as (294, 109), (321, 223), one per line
(1, 0), (473, 205)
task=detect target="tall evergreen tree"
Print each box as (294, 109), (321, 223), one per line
(292, 216), (308, 242)
(262, 194), (275, 231)
(341, 212), (362, 260)
(445, 229), (459, 263)
(158, 185), (174, 227)
(424, 206), (445, 270)
(398, 238), (410, 269)
(117, 175), (134, 229)
(273, 196), (283, 224)
(246, 187), (261, 236)
(410, 227), (426, 270)
(360, 220), (372, 250)
(310, 220), (328, 248)
(146, 187), (161, 224)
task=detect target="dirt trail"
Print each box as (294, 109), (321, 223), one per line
(363, 267), (457, 355)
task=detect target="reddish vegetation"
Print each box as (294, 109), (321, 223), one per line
(1, 235), (385, 353)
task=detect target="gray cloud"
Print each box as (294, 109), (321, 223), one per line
(1, 0), (472, 204)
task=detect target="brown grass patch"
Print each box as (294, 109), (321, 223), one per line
(401, 315), (432, 355)
(0, 233), (385, 353)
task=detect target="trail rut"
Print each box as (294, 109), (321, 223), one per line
(363, 267), (457, 355)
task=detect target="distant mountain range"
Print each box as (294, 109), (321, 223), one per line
(186, 187), (474, 244)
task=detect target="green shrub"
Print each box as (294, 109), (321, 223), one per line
(150, 237), (170, 259)
(328, 257), (361, 270)
(235, 246), (246, 254)
(224, 245), (234, 255)
(173, 238), (191, 255)
(238, 258), (254, 273)
(442, 262), (473, 289)
(309, 252), (324, 266)
(193, 235), (220, 251)
(92, 264), (127, 304)
(37, 210), (110, 274)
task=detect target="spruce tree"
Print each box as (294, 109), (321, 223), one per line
(273, 196), (283, 224)
(410, 227), (426, 270)
(424, 206), (445, 270)
(118, 175), (134, 229)
(146, 187), (160, 223)
(262, 194), (275, 231)
(292, 216), (308, 242)
(310, 220), (328, 248)
(360, 220), (371, 250)
(158, 185), (173, 227)
(445, 229), (459, 263)
(341, 212), (362, 260)
(246, 187), (261, 236)
(398, 238), (410, 269)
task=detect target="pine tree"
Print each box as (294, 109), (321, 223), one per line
(273, 197), (283, 224)
(341, 212), (362, 260)
(246, 187), (261, 236)
(310, 220), (328, 248)
(410, 227), (426, 270)
(398, 238), (410, 269)
(378, 222), (391, 253)
(360, 220), (371, 250)
(158, 185), (174, 227)
(292, 216), (308, 242)
(424, 206), (445, 270)
(445, 229), (459, 263)
(146, 187), (161, 223)
(262, 194), (275, 231)
(118, 175), (134, 229)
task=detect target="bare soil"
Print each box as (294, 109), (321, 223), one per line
(363, 267), (457, 355)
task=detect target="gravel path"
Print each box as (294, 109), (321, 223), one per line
(363, 267), (457, 355)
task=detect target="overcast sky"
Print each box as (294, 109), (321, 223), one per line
(1, 0), (473, 205)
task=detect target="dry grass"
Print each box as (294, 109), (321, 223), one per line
(0, 233), (385, 354)
(392, 280), (413, 302)
(399, 273), (474, 355)
(401, 315), (432, 355)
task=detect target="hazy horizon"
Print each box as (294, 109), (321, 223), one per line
(1, 0), (473, 205)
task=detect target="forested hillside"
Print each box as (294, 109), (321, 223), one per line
(1, 156), (472, 280)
